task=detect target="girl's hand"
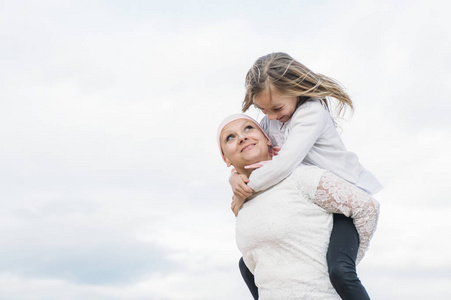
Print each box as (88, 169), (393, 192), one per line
(231, 195), (246, 217)
(269, 146), (282, 157)
(245, 160), (270, 169)
(229, 172), (254, 200)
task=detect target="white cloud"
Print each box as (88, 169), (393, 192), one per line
(1, 0), (451, 299)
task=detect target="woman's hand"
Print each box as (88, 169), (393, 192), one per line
(229, 172), (254, 200)
(231, 195), (246, 217)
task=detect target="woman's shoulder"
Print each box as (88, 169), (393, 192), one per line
(289, 164), (326, 197)
(292, 164), (325, 176)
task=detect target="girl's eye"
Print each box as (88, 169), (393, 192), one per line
(226, 134), (235, 142)
(274, 107), (282, 112)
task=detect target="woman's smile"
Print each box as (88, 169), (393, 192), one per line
(241, 143), (256, 152)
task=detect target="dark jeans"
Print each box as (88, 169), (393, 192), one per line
(327, 214), (370, 300)
(239, 257), (258, 300)
(238, 214), (370, 300)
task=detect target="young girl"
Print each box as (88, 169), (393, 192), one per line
(231, 52), (382, 300)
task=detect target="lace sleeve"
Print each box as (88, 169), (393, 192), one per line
(313, 171), (380, 264)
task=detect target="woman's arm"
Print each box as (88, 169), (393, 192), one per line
(248, 100), (327, 192)
(313, 171), (380, 264)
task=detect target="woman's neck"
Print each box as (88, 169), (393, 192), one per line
(234, 153), (271, 178)
(234, 166), (253, 178)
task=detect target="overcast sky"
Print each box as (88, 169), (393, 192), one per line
(1, 0), (450, 299)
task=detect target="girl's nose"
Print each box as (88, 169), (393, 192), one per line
(267, 112), (277, 120)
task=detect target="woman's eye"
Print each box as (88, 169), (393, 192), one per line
(226, 134), (235, 142)
(244, 125), (253, 131)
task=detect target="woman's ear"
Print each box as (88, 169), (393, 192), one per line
(224, 156), (232, 167)
(266, 139), (271, 146)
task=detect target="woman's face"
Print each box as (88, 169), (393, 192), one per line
(220, 119), (271, 169)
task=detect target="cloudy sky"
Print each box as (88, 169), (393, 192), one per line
(1, 0), (450, 299)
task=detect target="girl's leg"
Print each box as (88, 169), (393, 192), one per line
(327, 214), (370, 300)
(239, 257), (258, 300)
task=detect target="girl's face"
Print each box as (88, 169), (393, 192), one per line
(220, 119), (271, 168)
(253, 90), (298, 123)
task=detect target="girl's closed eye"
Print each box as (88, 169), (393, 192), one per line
(273, 107), (282, 112)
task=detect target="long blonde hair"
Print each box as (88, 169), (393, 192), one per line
(242, 52), (353, 116)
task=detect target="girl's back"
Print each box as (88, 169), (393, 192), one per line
(252, 98), (382, 195)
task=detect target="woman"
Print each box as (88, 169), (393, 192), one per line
(218, 114), (379, 299)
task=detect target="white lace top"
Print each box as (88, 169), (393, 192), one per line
(236, 164), (379, 299)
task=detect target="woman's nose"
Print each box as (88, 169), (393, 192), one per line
(238, 134), (248, 143)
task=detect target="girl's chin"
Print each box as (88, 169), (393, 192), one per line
(278, 116), (289, 123)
